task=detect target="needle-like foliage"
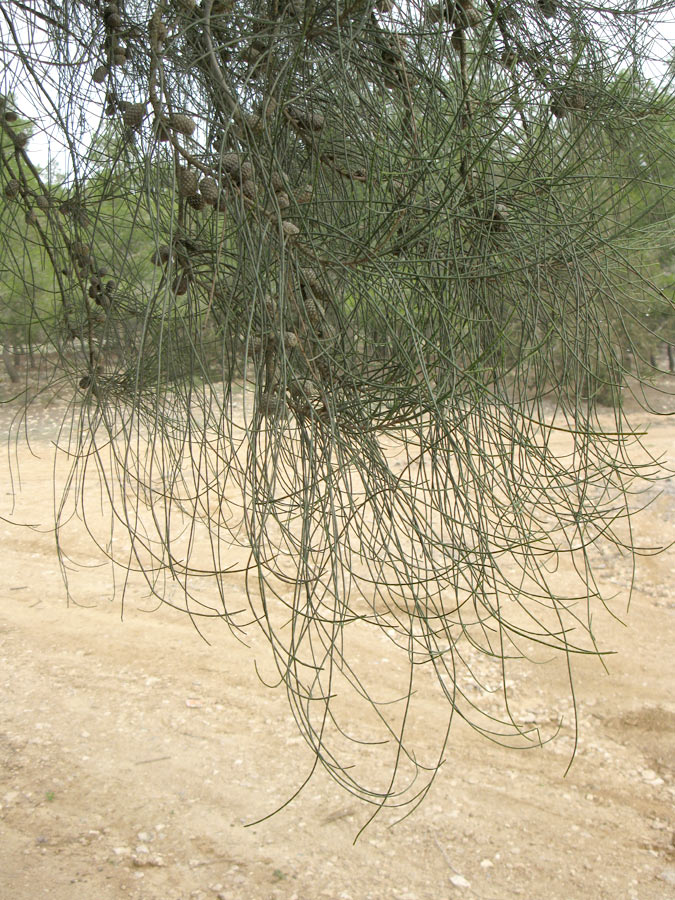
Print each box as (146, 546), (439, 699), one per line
(1, 0), (674, 822)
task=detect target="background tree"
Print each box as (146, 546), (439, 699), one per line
(1, 0), (674, 823)
(0, 108), (56, 379)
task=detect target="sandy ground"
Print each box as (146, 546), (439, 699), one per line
(1, 366), (674, 900)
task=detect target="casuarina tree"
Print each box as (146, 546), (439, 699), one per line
(1, 0), (673, 824)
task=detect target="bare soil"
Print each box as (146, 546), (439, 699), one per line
(1, 366), (674, 900)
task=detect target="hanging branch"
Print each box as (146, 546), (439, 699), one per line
(0, 0), (674, 824)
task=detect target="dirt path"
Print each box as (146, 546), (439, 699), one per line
(1, 387), (674, 900)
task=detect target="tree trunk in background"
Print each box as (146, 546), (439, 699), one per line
(2, 344), (19, 383)
(667, 343), (675, 375)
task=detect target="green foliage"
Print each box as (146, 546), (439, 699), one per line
(1, 0), (675, 824)
(0, 115), (57, 347)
